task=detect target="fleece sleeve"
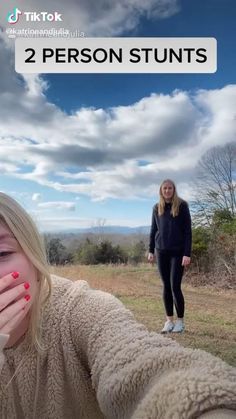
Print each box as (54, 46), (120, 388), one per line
(70, 283), (236, 419)
(0, 334), (9, 374)
(199, 409), (236, 418)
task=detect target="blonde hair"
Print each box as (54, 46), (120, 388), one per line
(0, 192), (51, 351)
(158, 179), (183, 217)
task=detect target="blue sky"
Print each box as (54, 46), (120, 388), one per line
(0, 0), (236, 232)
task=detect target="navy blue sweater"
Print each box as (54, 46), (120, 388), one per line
(149, 200), (192, 257)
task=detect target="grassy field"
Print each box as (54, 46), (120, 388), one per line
(50, 264), (236, 366)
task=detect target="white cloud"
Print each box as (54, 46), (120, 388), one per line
(0, 162), (20, 173)
(37, 201), (76, 210)
(32, 193), (42, 202)
(0, 31), (236, 202)
(22, 74), (49, 97)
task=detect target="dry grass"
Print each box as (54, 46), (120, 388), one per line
(50, 264), (236, 366)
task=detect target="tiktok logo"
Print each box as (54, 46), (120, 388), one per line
(7, 7), (22, 24)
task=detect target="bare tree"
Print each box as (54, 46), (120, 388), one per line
(91, 217), (107, 243)
(193, 143), (236, 225)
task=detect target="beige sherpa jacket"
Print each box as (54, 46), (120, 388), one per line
(0, 275), (235, 419)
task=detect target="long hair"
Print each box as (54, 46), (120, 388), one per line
(0, 192), (51, 351)
(158, 179), (182, 217)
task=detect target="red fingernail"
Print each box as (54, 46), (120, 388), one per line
(24, 282), (30, 290)
(12, 271), (19, 279)
(24, 294), (31, 301)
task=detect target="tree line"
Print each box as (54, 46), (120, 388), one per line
(45, 236), (147, 266)
(45, 211), (235, 274)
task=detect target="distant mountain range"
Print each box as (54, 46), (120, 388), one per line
(44, 225), (150, 235)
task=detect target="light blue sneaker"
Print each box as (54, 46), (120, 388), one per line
(172, 320), (185, 333)
(161, 320), (174, 334)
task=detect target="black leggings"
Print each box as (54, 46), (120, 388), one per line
(156, 251), (185, 318)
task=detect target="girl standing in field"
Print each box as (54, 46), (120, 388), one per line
(148, 179), (192, 334)
(0, 192), (235, 419)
